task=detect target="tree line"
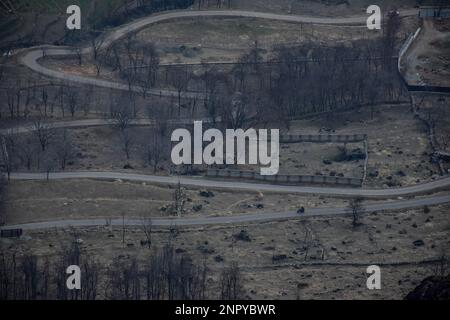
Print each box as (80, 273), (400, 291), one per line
(0, 239), (244, 300)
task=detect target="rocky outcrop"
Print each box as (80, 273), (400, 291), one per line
(405, 275), (450, 300)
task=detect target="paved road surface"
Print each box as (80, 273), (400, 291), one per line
(2, 194), (448, 230)
(9, 7), (448, 232)
(20, 9), (418, 96)
(10, 171), (450, 198)
(0, 117), (217, 135)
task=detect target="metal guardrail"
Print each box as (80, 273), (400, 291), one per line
(406, 85), (450, 93)
(206, 169), (363, 187)
(0, 228), (22, 238)
(398, 27), (450, 93)
(280, 134), (367, 143)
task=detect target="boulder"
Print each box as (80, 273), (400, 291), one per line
(199, 190), (215, 198)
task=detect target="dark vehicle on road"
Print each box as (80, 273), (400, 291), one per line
(297, 207), (305, 214)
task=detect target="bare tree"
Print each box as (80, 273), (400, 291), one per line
(366, 79), (380, 120)
(146, 129), (166, 172)
(32, 118), (54, 151)
(382, 10), (401, 71)
(80, 256), (99, 300)
(0, 247), (16, 299)
(0, 134), (14, 181)
(81, 85), (94, 116)
(54, 239), (82, 300)
(55, 129), (76, 170)
(18, 135), (37, 171)
(220, 261), (244, 300)
(41, 149), (57, 181)
(431, 251), (449, 278)
(0, 63), (4, 85)
(41, 87), (49, 117)
(120, 128), (134, 161)
(90, 32), (106, 62)
(66, 87), (79, 118)
(20, 253), (39, 300)
(119, 39), (160, 98)
(110, 98), (134, 161)
(0, 235), (101, 300)
(5, 83), (21, 119)
(222, 92), (252, 129)
(169, 65), (191, 117)
(140, 214), (152, 249)
(172, 181), (186, 217)
(122, 213), (126, 245)
(106, 256), (141, 300)
(137, 43), (160, 97)
(0, 174), (5, 225)
(110, 98), (133, 132)
(75, 46), (83, 66)
(142, 243), (208, 300)
(348, 197), (365, 227)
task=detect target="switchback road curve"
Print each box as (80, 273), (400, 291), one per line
(8, 7), (449, 231)
(19, 9), (419, 97)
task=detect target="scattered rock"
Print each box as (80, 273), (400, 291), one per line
(297, 283), (309, 289)
(199, 190), (215, 198)
(233, 230), (251, 242)
(272, 254), (287, 262)
(396, 170), (406, 177)
(197, 244), (214, 254)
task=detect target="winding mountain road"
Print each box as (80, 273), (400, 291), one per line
(19, 9), (419, 97)
(6, 7), (449, 232)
